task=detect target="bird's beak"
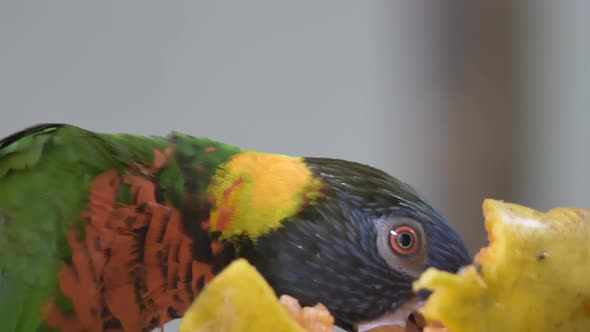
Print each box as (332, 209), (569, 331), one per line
(353, 297), (427, 332)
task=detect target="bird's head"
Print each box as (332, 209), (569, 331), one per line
(234, 157), (471, 331)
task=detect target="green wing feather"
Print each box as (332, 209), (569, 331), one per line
(0, 124), (166, 331)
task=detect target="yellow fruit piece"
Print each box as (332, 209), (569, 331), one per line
(413, 199), (590, 332)
(178, 259), (306, 332)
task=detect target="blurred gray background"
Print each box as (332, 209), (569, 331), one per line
(1, 1), (589, 331)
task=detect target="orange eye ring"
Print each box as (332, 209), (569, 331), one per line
(389, 225), (419, 255)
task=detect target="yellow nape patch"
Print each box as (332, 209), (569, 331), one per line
(207, 151), (323, 239)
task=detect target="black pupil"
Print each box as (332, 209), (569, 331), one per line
(397, 232), (414, 249)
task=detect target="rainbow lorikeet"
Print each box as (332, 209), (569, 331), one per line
(0, 124), (470, 332)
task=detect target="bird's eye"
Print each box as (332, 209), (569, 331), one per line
(389, 225), (419, 255)
(376, 216), (426, 277)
